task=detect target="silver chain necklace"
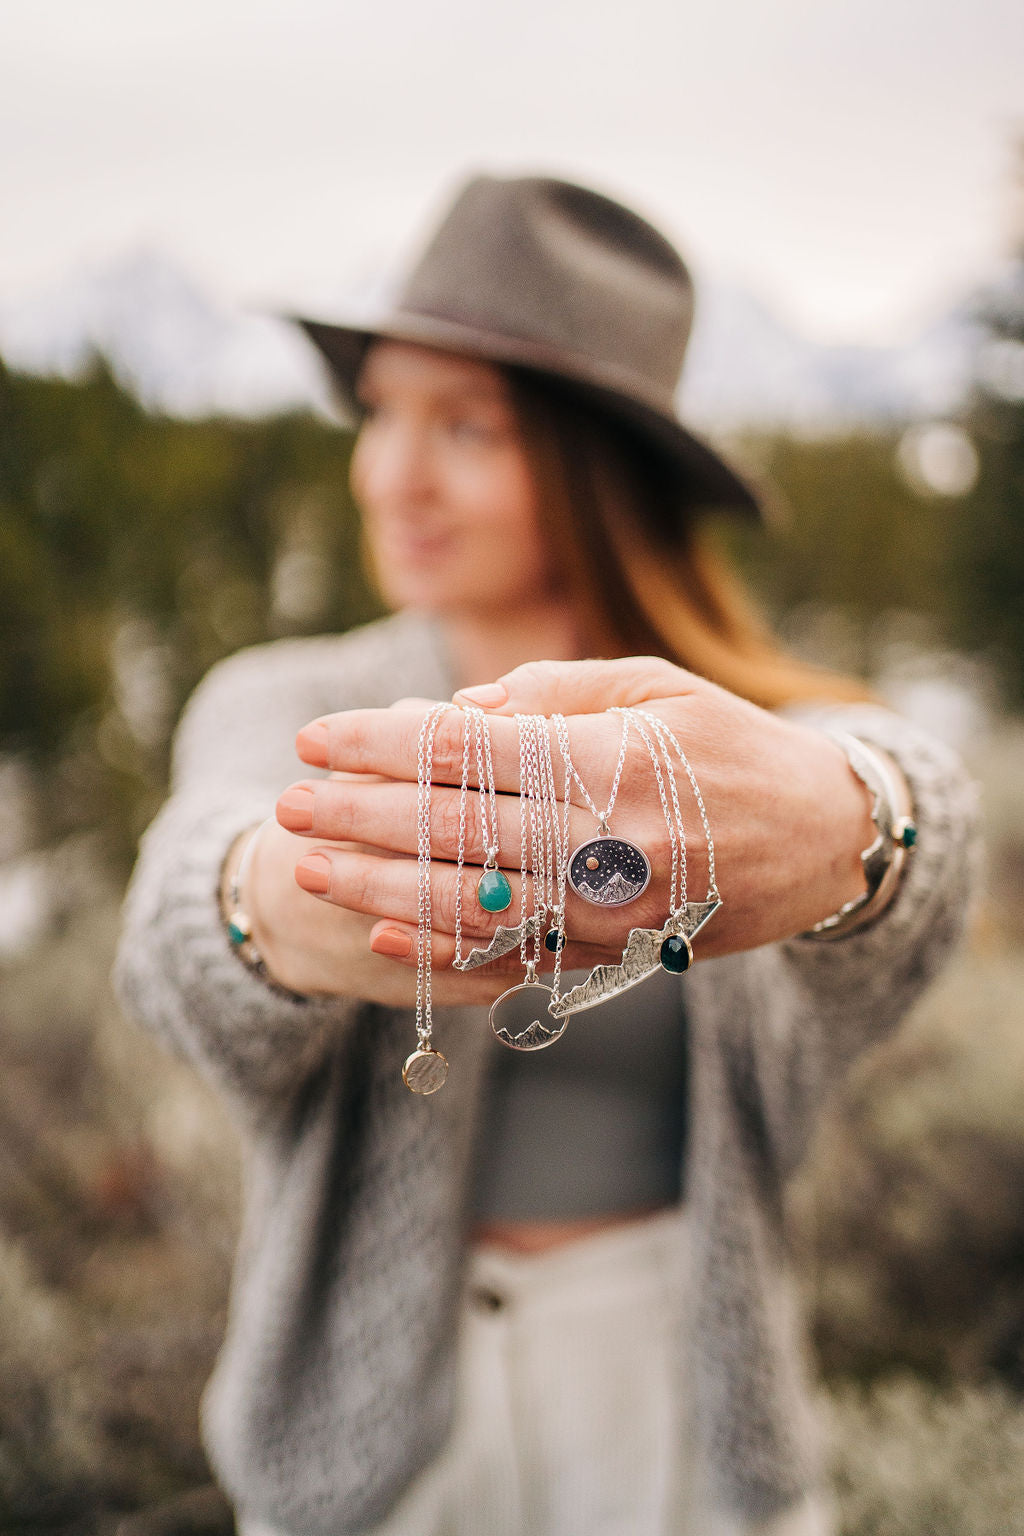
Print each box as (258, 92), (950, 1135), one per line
(559, 710), (652, 909)
(402, 702), (453, 1094)
(550, 707), (721, 1019)
(452, 705), (542, 972)
(487, 713), (566, 1051)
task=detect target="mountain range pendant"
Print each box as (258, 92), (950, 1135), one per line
(452, 914), (543, 971)
(568, 835), (651, 907)
(489, 978), (567, 1051)
(549, 898), (722, 1020)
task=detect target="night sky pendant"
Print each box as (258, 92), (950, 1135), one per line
(568, 835), (651, 907)
(489, 979), (567, 1051)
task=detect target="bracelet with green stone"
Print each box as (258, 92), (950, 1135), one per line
(225, 818), (308, 999)
(802, 732), (917, 941)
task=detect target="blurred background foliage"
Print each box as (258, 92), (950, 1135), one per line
(0, 234), (1023, 1533)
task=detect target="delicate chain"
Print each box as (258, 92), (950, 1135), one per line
(515, 713), (544, 973)
(532, 716), (556, 917)
(539, 714), (571, 1001)
(415, 702), (451, 1049)
(452, 707), (472, 968)
(636, 709), (718, 900)
(615, 709), (688, 911)
(473, 707), (501, 864)
(562, 709), (631, 831)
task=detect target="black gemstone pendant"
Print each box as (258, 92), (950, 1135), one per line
(660, 933), (692, 973)
(544, 927), (564, 953)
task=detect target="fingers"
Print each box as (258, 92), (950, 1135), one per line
(296, 703), (524, 788)
(277, 776), (600, 864)
(454, 656), (702, 718)
(294, 697), (670, 800)
(295, 847), (514, 935)
(367, 919), (616, 976)
(292, 844), (664, 945)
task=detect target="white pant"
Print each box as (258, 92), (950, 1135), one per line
(244, 1207), (832, 1536)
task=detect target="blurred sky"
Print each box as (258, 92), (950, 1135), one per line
(2, 0), (1022, 345)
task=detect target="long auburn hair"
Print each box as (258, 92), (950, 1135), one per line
(506, 370), (872, 710)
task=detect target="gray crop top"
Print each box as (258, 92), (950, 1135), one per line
(470, 967), (689, 1221)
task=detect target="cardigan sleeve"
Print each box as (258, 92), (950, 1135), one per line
(703, 703), (982, 1184)
(112, 627), (418, 1117)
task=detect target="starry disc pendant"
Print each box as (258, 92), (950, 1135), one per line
(402, 1047), (449, 1095)
(567, 836), (651, 907)
(488, 980), (566, 1052)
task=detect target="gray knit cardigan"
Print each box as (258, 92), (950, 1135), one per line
(113, 610), (979, 1536)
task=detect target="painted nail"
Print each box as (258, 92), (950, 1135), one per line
(295, 853), (331, 895)
(456, 682), (508, 707)
(277, 786), (315, 832)
(370, 928), (413, 959)
(296, 721), (329, 766)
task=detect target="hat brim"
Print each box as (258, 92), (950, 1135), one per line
(291, 309), (764, 521)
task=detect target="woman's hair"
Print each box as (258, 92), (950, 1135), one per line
(506, 370), (872, 710)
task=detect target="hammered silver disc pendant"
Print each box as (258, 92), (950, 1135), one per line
(402, 1047), (449, 1094)
(568, 835), (651, 906)
(488, 979), (567, 1051)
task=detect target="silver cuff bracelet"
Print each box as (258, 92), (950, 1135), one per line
(802, 731), (917, 941)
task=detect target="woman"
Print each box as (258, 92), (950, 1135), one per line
(114, 174), (978, 1536)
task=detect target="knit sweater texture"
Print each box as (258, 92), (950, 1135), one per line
(113, 610), (979, 1536)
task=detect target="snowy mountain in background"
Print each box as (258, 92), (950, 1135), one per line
(0, 248), (985, 430)
(0, 251), (335, 419)
(680, 277), (981, 431)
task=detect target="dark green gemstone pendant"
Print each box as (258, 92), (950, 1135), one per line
(477, 867), (512, 913)
(544, 926), (565, 953)
(660, 933), (693, 973)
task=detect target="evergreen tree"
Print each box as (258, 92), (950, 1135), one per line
(950, 146), (1024, 703)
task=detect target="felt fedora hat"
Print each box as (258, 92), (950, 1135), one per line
(293, 173), (762, 519)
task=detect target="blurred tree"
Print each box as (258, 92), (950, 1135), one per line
(716, 427), (956, 676)
(946, 145), (1024, 704)
(0, 357), (383, 869)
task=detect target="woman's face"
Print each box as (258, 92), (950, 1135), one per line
(350, 340), (551, 616)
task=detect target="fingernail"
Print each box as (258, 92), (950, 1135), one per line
(277, 786), (315, 831)
(296, 722), (329, 766)
(456, 682), (508, 707)
(295, 853), (331, 895)
(370, 928), (413, 959)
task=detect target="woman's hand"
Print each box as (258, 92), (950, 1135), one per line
(273, 658), (875, 996)
(227, 776), (535, 1007)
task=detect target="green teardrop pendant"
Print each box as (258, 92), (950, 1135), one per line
(477, 868), (513, 913)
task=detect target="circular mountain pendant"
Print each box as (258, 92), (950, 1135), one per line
(568, 836), (651, 907)
(489, 980), (567, 1052)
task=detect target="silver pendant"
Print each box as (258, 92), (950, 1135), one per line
(568, 835), (651, 906)
(402, 1046), (449, 1094)
(549, 899), (721, 1019)
(452, 914), (544, 971)
(489, 978), (567, 1051)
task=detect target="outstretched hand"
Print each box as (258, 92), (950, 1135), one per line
(260, 655), (874, 1001)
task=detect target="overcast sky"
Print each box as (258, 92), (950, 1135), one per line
(2, 0), (1022, 345)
